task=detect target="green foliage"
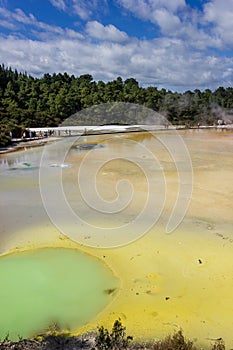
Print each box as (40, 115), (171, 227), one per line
(1, 63), (233, 146)
(95, 319), (133, 349)
(0, 126), (11, 147)
(2, 332), (10, 342)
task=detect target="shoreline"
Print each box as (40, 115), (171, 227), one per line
(1, 217), (233, 349)
(1, 124), (232, 155)
(0, 136), (61, 154)
(0, 129), (233, 348)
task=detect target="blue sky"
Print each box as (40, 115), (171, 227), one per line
(0, 0), (233, 92)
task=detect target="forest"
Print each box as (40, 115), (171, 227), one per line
(0, 63), (233, 146)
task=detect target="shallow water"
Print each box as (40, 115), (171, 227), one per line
(0, 247), (118, 340)
(0, 129), (233, 346)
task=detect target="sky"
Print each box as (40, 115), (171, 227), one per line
(0, 0), (233, 92)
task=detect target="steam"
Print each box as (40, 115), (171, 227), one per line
(211, 104), (233, 124)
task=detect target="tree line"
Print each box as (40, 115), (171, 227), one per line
(0, 63), (233, 146)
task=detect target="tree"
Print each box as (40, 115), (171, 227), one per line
(95, 319), (132, 350)
(0, 63), (232, 148)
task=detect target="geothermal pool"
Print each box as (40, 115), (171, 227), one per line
(0, 248), (118, 340)
(0, 129), (232, 347)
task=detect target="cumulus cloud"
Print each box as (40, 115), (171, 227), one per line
(0, 1), (233, 91)
(0, 31), (232, 91)
(86, 21), (128, 42)
(153, 8), (181, 34)
(115, 0), (226, 51)
(203, 0), (233, 46)
(116, 0), (186, 23)
(115, 0), (204, 45)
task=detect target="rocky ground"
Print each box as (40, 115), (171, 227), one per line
(0, 333), (96, 349)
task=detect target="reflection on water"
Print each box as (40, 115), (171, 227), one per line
(0, 129), (233, 346)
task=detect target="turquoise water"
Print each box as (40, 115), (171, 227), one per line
(0, 248), (118, 340)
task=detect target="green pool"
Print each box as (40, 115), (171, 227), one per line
(0, 248), (118, 340)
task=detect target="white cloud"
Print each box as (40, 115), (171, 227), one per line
(13, 8), (36, 24)
(0, 6), (84, 40)
(86, 21), (128, 42)
(115, 0), (193, 43)
(49, 0), (66, 11)
(159, 0), (186, 12)
(49, 0), (108, 20)
(0, 6), (13, 19)
(0, 19), (17, 30)
(46, 0), (233, 52)
(72, 1), (92, 20)
(115, 0), (228, 51)
(204, 0), (233, 46)
(74, 0), (108, 19)
(117, 0), (186, 23)
(0, 7), (37, 28)
(0, 1), (233, 92)
(153, 8), (181, 34)
(65, 28), (84, 39)
(0, 32), (232, 92)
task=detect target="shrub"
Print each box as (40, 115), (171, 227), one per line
(95, 319), (133, 349)
(144, 329), (196, 350)
(211, 339), (225, 350)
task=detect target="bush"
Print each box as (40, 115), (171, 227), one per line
(95, 319), (133, 349)
(211, 339), (225, 350)
(146, 329), (195, 350)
